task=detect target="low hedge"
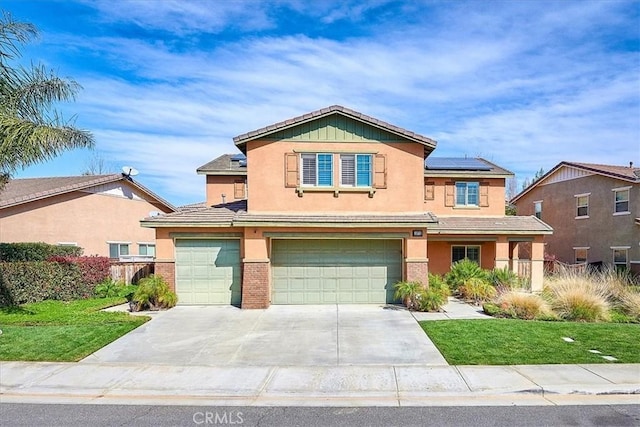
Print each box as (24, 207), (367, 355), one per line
(0, 242), (83, 261)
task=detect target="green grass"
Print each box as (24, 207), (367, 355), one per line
(0, 298), (149, 361)
(420, 319), (640, 365)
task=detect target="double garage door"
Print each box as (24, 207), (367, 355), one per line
(271, 239), (402, 304)
(174, 238), (402, 305)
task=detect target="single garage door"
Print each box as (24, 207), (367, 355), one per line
(175, 239), (241, 305)
(271, 239), (402, 304)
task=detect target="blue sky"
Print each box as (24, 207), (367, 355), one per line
(4, 0), (639, 206)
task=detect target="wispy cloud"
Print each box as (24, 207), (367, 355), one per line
(10, 0), (639, 205)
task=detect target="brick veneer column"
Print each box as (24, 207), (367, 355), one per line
(241, 260), (270, 309)
(154, 261), (176, 292)
(405, 259), (430, 286)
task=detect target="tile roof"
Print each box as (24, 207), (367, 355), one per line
(0, 174), (176, 211)
(232, 105), (437, 153)
(428, 216), (553, 234)
(233, 211), (438, 227)
(196, 154), (247, 175)
(142, 200), (247, 226)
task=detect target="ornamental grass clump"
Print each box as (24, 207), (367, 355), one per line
(544, 266), (611, 322)
(131, 275), (177, 311)
(495, 291), (554, 320)
(458, 277), (496, 305)
(417, 274), (451, 312)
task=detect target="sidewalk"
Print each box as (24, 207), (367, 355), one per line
(1, 361), (638, 406)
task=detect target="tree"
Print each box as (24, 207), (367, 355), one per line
(81, 152), (115, 175)
(0, 12), (93, 181)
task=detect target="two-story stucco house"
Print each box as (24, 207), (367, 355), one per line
(512, 161), (640, 274)
(143, 106), (552, 308)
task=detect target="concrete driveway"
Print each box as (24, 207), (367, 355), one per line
(82, 305), (447, 366)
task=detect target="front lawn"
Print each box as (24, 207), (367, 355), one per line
(0, 298), (149, 361)
(420, 319), (640, 365)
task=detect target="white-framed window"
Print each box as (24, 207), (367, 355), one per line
(574, 247), (589, 264)
(138, 243), (156, 257)
(455, 182), (479, 206)
(612, 247), (629, 271)
(451, 245), (481, 264)
(108, 242), (130, 259)
(534, 201), (542, 219)
(613, 187), (630, 214)
(575, 194), (589, 218)
(301, 153), (333, 187)
(340, 154), (372, 187)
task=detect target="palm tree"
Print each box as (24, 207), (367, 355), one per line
(0, 12), (94, 184)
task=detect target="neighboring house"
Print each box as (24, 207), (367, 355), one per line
(0, 174), (176, 258)
(512, 161), (640, 274)
(143, 105), (551, 308)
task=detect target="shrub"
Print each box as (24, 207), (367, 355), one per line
(619, 291), (640, 321)
(458, 277), (496, 305)
(496, 291), (553, 320)
(488, 266), (520, 292)
(394, 281), (425, 310)
(132, 275), (177, 311)
(482, 302), (502, 317)
(95, 278), (126, 298)
(417, 274), (451, 312)
(48, 256), (111, 288)
(445, 259), (487, 291)
(0, 261), (88, 305)
(0, 242), (83, 261)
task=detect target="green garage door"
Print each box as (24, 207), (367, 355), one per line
(271, 239), (402, 304)
(175, 239), (241, 305)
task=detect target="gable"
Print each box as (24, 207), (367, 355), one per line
(80, 181), (146, 201)
(264, 113), (410, 143)
(539, 165), (593, 186)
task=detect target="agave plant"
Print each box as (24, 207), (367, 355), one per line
(131, 275), (178, 311)
(445, 259), (487, 292)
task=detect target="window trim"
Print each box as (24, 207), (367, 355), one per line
(108, 242), (131, 259)
(533, 200), (543, 219)
(451, 245), (481, 265)
(455, 181), (480, 207)
(137, 242), (156, 257)
(612, 187), (630, 214)
(300, 153), (333, 187)
(340, 153), (373, 188)
(612, 247), (630, 269)
(575, 193), (589, 219)
(573, 247), (589, 264)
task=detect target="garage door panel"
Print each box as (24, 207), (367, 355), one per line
(175, 239), (241, 305)
(271, 239), (401, 304)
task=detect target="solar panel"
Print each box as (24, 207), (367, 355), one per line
(425, 157), (492, 171)
(231, 153), (247, 161)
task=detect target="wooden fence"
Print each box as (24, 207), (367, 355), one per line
(110, 262), (154, 284)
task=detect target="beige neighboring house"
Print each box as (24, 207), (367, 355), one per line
(512, 161), (640, 274)
(0, 174), (176, 258)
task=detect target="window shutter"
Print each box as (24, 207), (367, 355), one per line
(424, 181), (435, 201)
(479, 182), (489, 207)
(284, 153), (298, 188)
(373, 154), (387, 189)
(445, 182), (455, 207)
(234, 180), (246, 199)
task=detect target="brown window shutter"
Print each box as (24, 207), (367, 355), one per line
(284, 153), (299, 188)
(234, 180), (246, 199)
(479, 182), (489, 207)
(373, 154), (387, 189)
(424, 181), (435, 201)
(444, 182), (455, 207)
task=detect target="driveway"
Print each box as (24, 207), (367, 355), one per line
(82, 305), (447, 366)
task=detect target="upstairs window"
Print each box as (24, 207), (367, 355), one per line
(614, 188), (630, 214)
(534, 201), (542, 219)
(340, 154), (372, 187)
(109, 242), (130, 259)
(452, 245), (480, 264)
(612, 248), (628, 271)
(301, 153), (332, 187)
(455, 182), (479, 206)
(575, 194), (589, 218)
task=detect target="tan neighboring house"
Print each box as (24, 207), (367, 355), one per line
(512, 161), (640, 274)
(0, 174), (176, 258)
(142, 105), (552, 308)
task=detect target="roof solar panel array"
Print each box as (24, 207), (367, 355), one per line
(425, 157), (492, 171)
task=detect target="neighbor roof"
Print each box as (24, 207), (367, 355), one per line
(232, 105), (437, 155)
(197, 154), (247, 175)
(0, 174), (177, 211)
(428, 215), (552, 235)
(425, 157), (513, 178)
(511, 161), (640, 203)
